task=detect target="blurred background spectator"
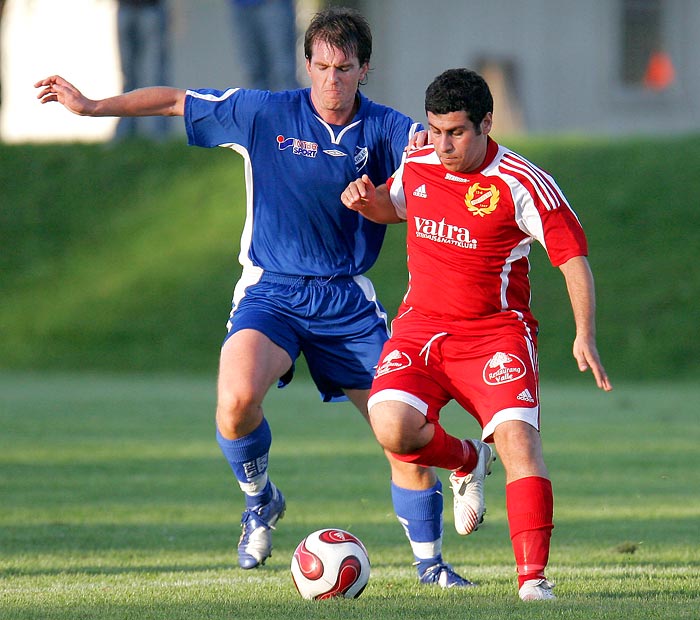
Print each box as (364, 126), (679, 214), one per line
(116, 0), (171, 140)
(1, 0), (696, 144)
(229, 0), (299, 91)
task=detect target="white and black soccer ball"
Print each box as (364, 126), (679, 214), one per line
(290, 528), (370, 600)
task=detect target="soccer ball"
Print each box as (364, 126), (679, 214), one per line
(290, 528), (370, 600)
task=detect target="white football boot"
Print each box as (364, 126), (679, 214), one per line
(519, 578), (556, 601)
(448, 439), (495, 535)
(237, 482), (286, 569)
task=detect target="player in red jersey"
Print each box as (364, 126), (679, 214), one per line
(342, 68), (612, 601)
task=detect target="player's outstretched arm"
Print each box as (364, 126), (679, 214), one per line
(35, 75), (186, 118)
(341, 174), (403, 224)
(559, 255), (613, 391)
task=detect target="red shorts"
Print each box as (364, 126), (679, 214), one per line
(368, 309), (541, 440)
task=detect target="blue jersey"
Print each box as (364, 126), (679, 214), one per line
(185, 87), (420, 277)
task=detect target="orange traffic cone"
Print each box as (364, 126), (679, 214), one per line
(644, 51), (676, 91)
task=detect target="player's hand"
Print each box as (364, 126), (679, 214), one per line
(341, 174), (376, 213)
(572, 335), (613, 391)
(405, 129), (430, 152)
(34, 75), (96, 116)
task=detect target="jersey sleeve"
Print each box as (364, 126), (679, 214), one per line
(537, 207), (589, 266)
(386, 162), (408, 221)
(500, 152), (588, 266)
(516, 191), (588, 266)
(385, 117), (423, 172)
(184, 88), (268, 149)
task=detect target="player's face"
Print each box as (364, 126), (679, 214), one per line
(428, 111), (492, 173)
(306, 41), (368, 125)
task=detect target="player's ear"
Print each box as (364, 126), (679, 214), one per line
(481, 112), (493, 135)
(359, 63), (370, 85)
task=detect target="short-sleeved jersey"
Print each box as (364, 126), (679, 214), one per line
(185, 87), (420, 277)
(387, 137), (588, 330)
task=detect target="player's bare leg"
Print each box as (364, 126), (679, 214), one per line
(216, 329), (293, 569)
(370, 398), (492, 534)
(346, 390), (475, 587)
(217, 329), (292, 439)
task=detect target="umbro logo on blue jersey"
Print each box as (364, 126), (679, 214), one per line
(276, 134), (318, 158)
(323, 149), (347, 157)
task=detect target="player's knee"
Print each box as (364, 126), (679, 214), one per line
(371, 425), (426, 454)
(493, 420), (547, 479)
(215, 387), (262, 437)
(369, 409), (426, 454)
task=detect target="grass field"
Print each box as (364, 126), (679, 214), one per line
(1, 373), (698, 619)
(2, 136), (699, 379)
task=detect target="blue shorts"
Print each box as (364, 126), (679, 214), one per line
(225, 271), (390, 402)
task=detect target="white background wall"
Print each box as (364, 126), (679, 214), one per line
(2, 0), (699, 143)
(1, 0), (121, 142)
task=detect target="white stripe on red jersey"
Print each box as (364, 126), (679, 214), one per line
(387, 138), (587, 329)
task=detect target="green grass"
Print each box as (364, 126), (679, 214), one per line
(1, 373), (698, 619)
(1, 135), (699, 379)
(0, 142), (240, 372)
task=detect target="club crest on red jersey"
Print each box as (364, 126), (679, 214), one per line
(483, 352), (527, 385)
(465, 183), (499, 217)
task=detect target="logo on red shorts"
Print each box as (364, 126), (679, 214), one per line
(483, 352), (527, 385)
(375, 349), (412, 377)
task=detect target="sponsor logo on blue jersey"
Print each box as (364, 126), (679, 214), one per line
(277, 134), (318, 158)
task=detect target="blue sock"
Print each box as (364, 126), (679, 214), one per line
(391, 479), (444, 574)
(216, 417), (273, 508)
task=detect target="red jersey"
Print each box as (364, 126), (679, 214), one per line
(386, 138), (588, 330)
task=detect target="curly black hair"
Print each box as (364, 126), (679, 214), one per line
(425, 69), (493, 131)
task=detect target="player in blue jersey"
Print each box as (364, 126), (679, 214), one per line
(35, 7), (486, 587)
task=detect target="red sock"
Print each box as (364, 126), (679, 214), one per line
(390, 423), (477, 471)
(506, 476), (554, 587)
